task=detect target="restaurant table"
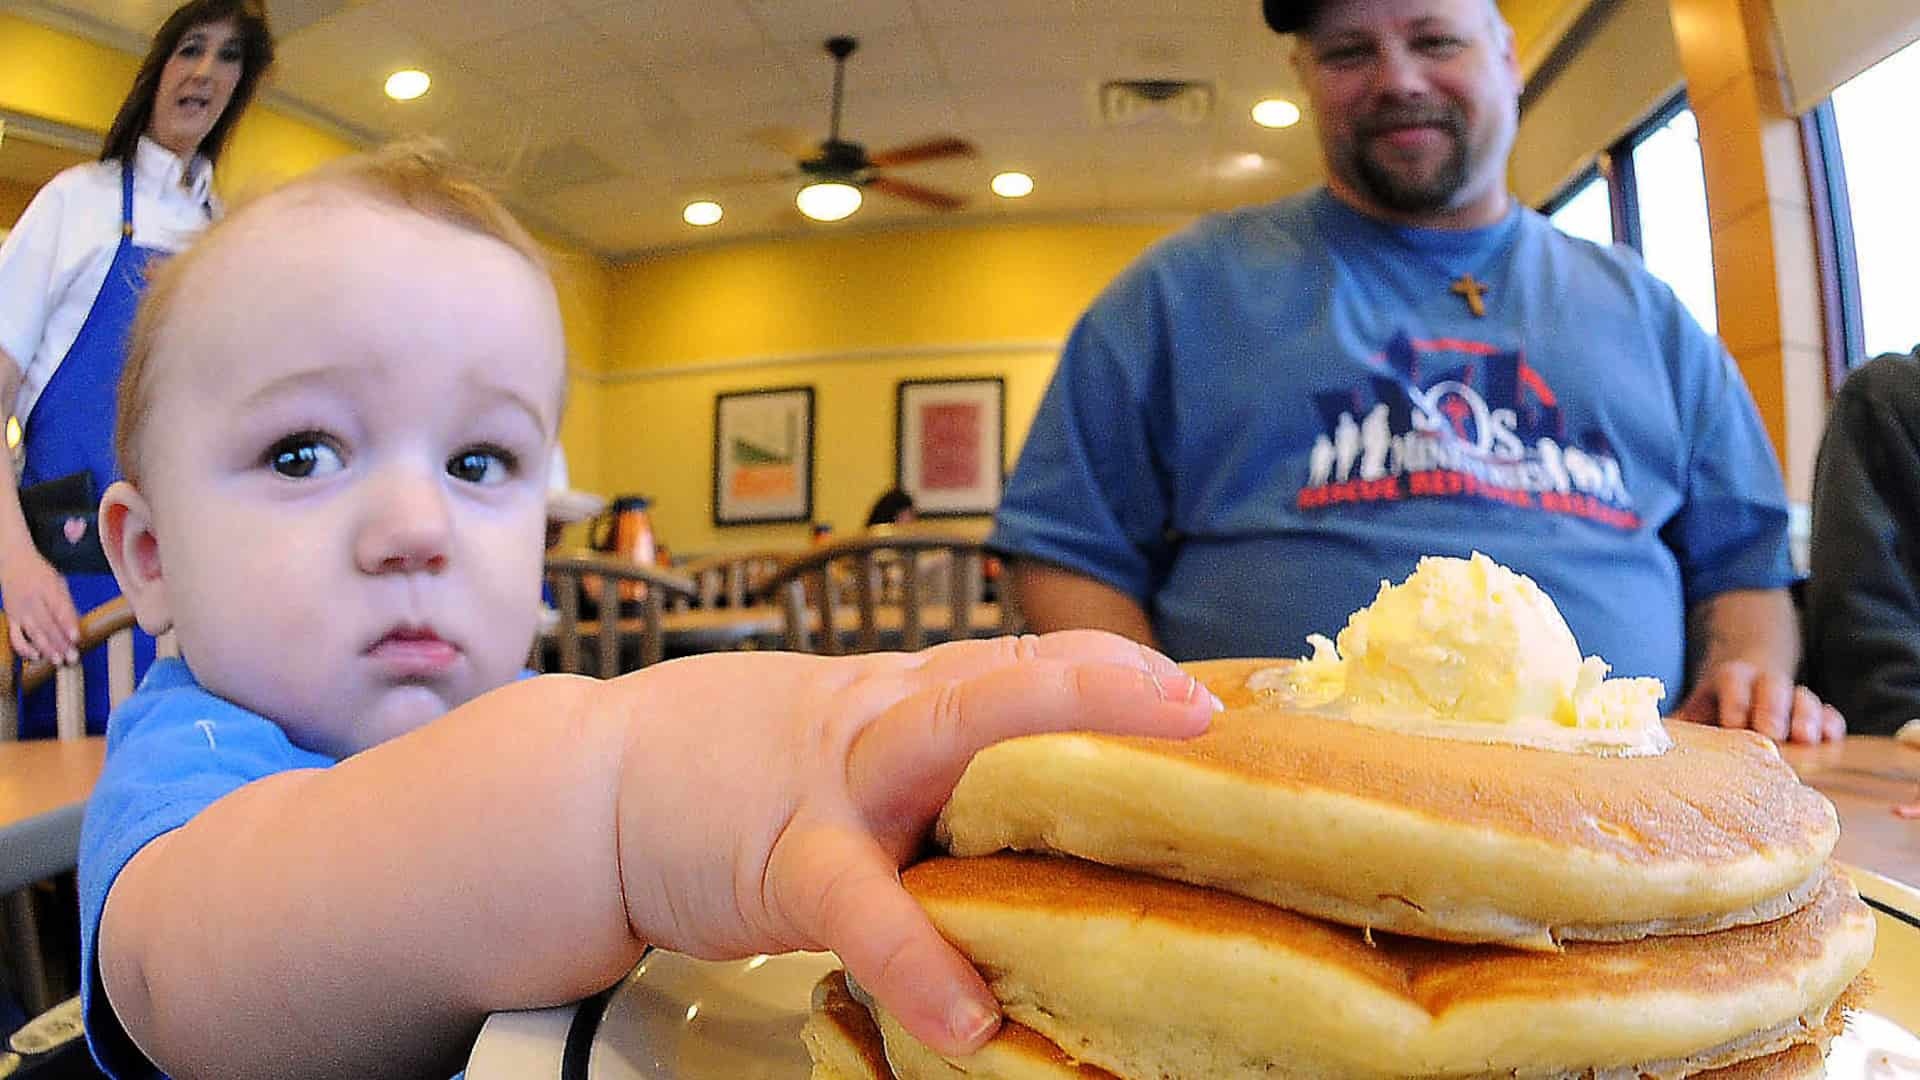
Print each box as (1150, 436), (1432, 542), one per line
(0, 736), (106, 894)
(467, 732), (1920, 1078)
(1781, 734), (1920, 887)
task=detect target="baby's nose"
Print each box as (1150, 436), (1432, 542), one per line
(355, 469), (452, 575)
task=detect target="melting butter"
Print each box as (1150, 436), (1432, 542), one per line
(1255, 553), (1670, 756)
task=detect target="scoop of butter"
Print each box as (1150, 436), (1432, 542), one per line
(1254, 552), (1670, 755)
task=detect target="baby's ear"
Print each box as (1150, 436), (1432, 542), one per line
(99, 480), (172, 635)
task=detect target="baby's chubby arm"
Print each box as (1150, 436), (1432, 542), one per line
(97, 631), (1215, 1079)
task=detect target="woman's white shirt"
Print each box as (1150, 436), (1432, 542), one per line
(0, 136), (219, 424)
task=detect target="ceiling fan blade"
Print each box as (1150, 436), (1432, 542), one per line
(868, 175), (967, 211)
(749, 124), (821, 161)
(867, 136), (977, 168)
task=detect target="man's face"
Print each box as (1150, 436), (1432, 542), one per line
(1295, 0), (1522, 226)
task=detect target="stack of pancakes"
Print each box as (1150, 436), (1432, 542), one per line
(803, 659), (1876, 1079)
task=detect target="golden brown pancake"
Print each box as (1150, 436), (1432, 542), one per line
(802, 971), (897, 1080)
(936, 658), (1839, 948)
(801, 970), (1121, 1080)
(806, 967), (1846, 1080)
(895, 854), (1874, 1079)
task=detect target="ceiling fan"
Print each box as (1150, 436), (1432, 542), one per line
(754, 36), (977, 220)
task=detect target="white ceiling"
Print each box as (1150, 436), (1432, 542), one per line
(11, 0), (1589, 259)
(12, 0), (1337, 258)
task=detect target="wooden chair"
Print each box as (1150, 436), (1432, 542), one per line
(755, 534), (1021, 655)
(0, 596), (176, 743)
(538, 553), (698, 676)
(670, 549), (796, 611)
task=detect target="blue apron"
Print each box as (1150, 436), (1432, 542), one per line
(15, 164), (171, 737)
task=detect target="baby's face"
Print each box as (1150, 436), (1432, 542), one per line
(128, 192), (564, 757)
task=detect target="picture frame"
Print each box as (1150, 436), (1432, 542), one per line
(713, 386), (815, 526)
(895, 377), (1005, 517)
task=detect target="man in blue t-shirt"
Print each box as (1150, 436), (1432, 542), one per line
(991, 0), (1844, 743)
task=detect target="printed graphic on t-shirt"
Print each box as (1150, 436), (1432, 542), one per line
(1296, 332), (1641, 530)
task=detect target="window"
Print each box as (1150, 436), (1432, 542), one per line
(1538, 96), (1718, 335)
(1628, 110), (1717, 335)
(1547, 173), (1614, 248)
(1827, 39), (1920, 360)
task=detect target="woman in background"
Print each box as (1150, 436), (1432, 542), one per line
(0, 0), (274, 736)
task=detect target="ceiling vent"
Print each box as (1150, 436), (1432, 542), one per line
(1098, 79), (1215, 127)
(513, 139), (621, 198)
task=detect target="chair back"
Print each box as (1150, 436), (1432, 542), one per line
(670, 550), (797, 611)
(0, 598), (177, 741)
(755, 534), (1020, 654)
(539, 553), (698, 676)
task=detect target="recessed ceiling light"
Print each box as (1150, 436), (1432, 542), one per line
(991, 171), (1034, 198)
(385, 69), (431, 101)
(1252, 98), (1301, 129)
(682, 200), (723, 227)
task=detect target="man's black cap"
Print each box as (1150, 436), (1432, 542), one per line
(1263, 0), (1318, 33)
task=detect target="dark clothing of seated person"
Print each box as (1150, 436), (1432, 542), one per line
(1805, 346), (1920, 735)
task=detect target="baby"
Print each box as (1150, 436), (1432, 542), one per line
(78, 144), (1218, 1079)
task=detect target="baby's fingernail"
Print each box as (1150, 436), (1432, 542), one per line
(1210, 691), (1226, 712)
(1154, 671), (1201, 703)
(948, 997), (999, 1047)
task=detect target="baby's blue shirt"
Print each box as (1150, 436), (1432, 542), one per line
(77, 658), (340, 1077)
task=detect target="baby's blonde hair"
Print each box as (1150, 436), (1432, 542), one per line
(115, 140), (552, 485)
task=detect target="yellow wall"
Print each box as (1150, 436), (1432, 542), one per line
(0, 178), (35, 226)
(598, 221), (1182, 556)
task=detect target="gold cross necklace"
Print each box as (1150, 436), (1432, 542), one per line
(1450, 273), (1489, 318)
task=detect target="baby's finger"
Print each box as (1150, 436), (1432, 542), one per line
(849, 658), (1213, 833)
(784, 829), (1000, 1058)
(900, 631), (1193, 691)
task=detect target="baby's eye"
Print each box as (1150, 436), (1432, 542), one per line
(264, 434), (343, 479)
(447, 447), (515, 486)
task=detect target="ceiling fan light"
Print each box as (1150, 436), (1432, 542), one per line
(796, 181), (862, 222)
(991, 171), (1034, 198)
(682, 200), (723, 227)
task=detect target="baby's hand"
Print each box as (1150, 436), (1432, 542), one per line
(605, 632), (1217, 1058)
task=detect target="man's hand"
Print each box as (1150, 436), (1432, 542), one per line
(1674, 659), (1845, 744)
(1677, 588), (1841, 744)
(0, 543), (79, 664)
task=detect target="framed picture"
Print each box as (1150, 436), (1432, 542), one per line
(713, 386), (815, 526)
(895, 377), (1005, 517)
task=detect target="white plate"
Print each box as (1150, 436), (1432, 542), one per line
(587, 951), (837, 1080)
